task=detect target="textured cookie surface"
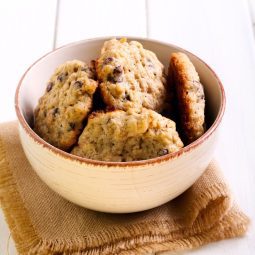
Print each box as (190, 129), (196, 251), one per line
(71, 108), (183, 162)
(34, 60), (98, 151)
(96, 38), (167, 112)
(169, 52), (205, 143)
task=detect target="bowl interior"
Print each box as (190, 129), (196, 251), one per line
(17, 37), (223, 145)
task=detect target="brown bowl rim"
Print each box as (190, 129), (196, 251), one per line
(15, 36), (226, 168)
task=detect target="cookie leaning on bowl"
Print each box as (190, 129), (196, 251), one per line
(96, 38), (167, 112)
(34, 60), (98, 151)
(169, 52), (205, 143)
(71, 108), (184, 162)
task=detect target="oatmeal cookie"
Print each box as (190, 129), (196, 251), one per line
(71, 108), (183, 162)
(34, 60), (98, 150)
(96, 38), (167, 112)
(169, 52), (205, 143)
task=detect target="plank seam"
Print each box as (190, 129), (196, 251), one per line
(53, 0), (60, 49)
(145, 0), (150, 38)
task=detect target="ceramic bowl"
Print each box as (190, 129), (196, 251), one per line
(15, 37), (225, 213)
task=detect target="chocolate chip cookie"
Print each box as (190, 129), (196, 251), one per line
(169, 52), (205, 143)
(71, 108), (183, 162)
(96, 38), (167, 112)
(34, 60), (98, 151)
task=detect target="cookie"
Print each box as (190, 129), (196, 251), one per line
(71, 108), (183, 162)
(34, 60), (98, 151)
(169, 52), (205, 143)
(96, 38), (167, 112)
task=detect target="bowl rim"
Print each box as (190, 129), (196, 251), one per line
(15, 36), (226, 167)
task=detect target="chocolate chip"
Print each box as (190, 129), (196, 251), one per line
(107, 66), (123, 83)
(109, 66), (123, 83)
(90, 60), (96, 67)
(67, 122), (75, 131)
(103, 57), (113, 65)
(52, 108), (59, 116)
(46, 82), (53, 92)
(113, 66), (122, 74)
(57, 73), (67, 82)
(124, 92), (131, 101)
(107, 74), (123, 83)
(107, 74), (113, 82)
(89, 60), (96, 77)
(158, 149), (169, 156)
(73, 67), (78, 72)
(146, 58), (154, 69)
(89, 67), (95, 73)
(73, 80), (83, 88)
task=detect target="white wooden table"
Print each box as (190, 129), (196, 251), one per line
(1, 0), (255, 254)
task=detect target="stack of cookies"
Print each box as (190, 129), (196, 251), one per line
(34, 38), (205, 162)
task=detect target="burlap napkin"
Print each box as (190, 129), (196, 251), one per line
(0, 122), (249, 255)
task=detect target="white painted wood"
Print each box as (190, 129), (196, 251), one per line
(0, 0), (57, 254)
(248, 0), (255, 23)
(0, 0), (57, 123)
(1, 0), (255, 253)
(0, 210), (16, 255)
(148, 0), (255, 254)
(56, 0), (147, 47)
(248, 0), (255, 36)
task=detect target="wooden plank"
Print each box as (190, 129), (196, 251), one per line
(0, 211), (16, 255)
(148, 0), (255, 254)
(248, 0), (255, 35)
(0, 0), (57, 254)
(0, 0), (57, 123)
(56, 0), (147, 47)
(248, 0), (255, 23)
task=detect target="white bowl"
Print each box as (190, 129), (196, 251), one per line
(15, 37), (225, 213)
